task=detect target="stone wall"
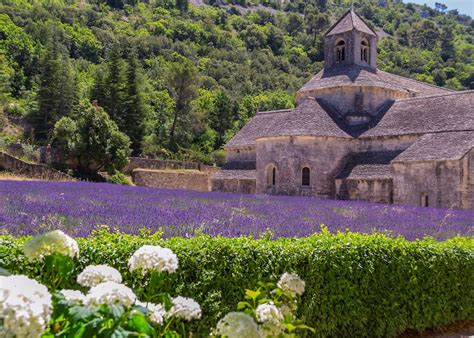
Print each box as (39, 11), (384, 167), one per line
(254, 135), (416, 198)
(225, 146), (256, 163)
(132, 169), (211, 191)
(323, 31), (377, 70)
(297, 86), (410, 116)
(392, 158), (468, 208)
(0, 151), (74, 181)
(335, 178), (393, 203)
(211, 178), (256, 194)
(124, 157), (219, 175)
(461, 149), (474, 209)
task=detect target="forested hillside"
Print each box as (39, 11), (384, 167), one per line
(1, 0), (473, 168)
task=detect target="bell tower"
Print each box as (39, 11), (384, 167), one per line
(324, 9), (377, 70)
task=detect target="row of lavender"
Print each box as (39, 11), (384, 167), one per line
(1, 180), (472, 240)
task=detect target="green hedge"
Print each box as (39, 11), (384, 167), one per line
(1, 231), (473, 337)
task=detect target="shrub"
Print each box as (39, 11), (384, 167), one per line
(1, 230), (473, 337)
(106, 171), (133, 185)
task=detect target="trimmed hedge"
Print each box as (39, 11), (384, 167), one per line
(1, 231), (473, 337)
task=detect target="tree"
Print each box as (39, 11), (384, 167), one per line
(103, 49), (127, 125)
(286, 13), (304, 36)
(123, 51), (147, 155)
(440, 26), (455, 61)
(34, 48), (78, 140)
(165, 58), (200, 149)
(52, 103), (131, 176)
(410, 20), (440, 50)
(207, 90), (235, 148)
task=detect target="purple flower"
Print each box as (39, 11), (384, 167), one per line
(0, 181), (472, 240)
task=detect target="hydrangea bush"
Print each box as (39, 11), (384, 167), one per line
(1, 230), (473, 337)
(1, 230), (205, 337)
(214, 273), (314, 337)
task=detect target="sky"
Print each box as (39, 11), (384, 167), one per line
(406, 0), (474, 17)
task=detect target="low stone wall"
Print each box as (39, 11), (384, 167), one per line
(124, 157), (219, 175)
(132, 169), (211, 191)
(0, 151), (74, 181)
(211, 178), (256, 194)
(335, 178), (393, 203)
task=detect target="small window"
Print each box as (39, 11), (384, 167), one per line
(267, 165), (276, 187)
(335, 40), (346, 62)
(421, 193), (429, 207)
(302, 167), (310, 186)
(361, 39), (369, 63)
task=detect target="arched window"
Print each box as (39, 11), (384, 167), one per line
(361, 39), (369, 63)
(335, 40), (345, 62)
(420, 193), (429, 207)
(302, 167), (310, 186)
(267, 165), (276, 187)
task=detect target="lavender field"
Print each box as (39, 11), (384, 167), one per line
(0, 180), (472, 240)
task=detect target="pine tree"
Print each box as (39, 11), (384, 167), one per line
(123, 50), (146, 155)
(35, 48), (78, 141)
(104, 49), (127, 127)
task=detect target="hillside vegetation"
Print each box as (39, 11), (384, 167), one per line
(0, 0), (472, 169)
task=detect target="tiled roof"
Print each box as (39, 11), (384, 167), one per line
(298, 64), (453, 97)
(225, 109), (291, 148)
(212, 169), (256, 180)
(393, 131), (474, 163)
(326, 10), (377, 37)
(225, 98), (351, 148)
(362, 91), (474, 137)
(336, 150), (401, 180)
(341, 164), (394, 180)
(222, 161), (256, 170)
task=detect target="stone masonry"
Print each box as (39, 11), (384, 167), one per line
(212, 9), (474, 209)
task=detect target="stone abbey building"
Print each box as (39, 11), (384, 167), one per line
(211, 10), (474, 209)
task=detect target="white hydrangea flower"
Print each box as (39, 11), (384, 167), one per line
(60, 289), (85, 303)
(260, 321), (285, 337)
(128, 245), (178, 275)
(136, 301), (167, 326)
(277, 272), (305, 296)
(77, 265), (122, 287)
(256, 302), (285, 337)
(256, 302), (283, 324)
(24, 230), (79, 262)
(85, 282), (136, 307)
(215, 312), (261, 338)
(0, 275), (52, 338)
(166, 296), (201, 321)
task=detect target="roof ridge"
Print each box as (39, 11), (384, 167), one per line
(325, 9), (352, 36)
(378, 69), (456, 93)
(351, 9), (377, 36)
(257, 108), (293, 115)
(394, 90), (473, 103)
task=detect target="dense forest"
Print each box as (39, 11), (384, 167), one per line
(0, 0), (473, 173)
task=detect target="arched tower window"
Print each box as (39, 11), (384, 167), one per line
(335, 40), (345, 63)
(302, 167), (310, 186)
(361, 39), (369, 63)
(267, 165), (276, 187)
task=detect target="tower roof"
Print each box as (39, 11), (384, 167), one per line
(326, 9), (377, 37)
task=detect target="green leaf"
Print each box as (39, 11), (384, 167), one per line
(129, 312), (153, 334)
(110, 304), (125, 319)
(237, 301), (252, 310)
(0, 267), (11, 276)
(296, 324), (316, 333)
(69, 305), (95, 322)
(245, 289), (260, 301)
(284, 323), (297, 333)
